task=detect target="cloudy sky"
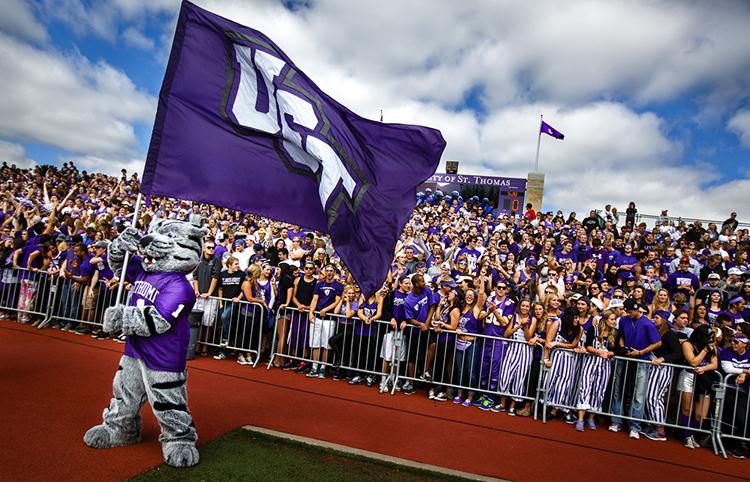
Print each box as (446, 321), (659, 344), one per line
(2, 0), (750, 220)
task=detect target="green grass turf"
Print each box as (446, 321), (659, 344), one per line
(130, 429), (473, 482)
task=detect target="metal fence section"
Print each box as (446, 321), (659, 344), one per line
(714, 373), (750, 458)
(194, 296), (267, 367)
(539, 347), (724, 452)
(267, 306), (398, 388)
(0, 267), (56, 323)
(46, 278), (121, 330)
(393, 327), (544, 414)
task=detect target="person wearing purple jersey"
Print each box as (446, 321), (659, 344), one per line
(402, 273), (437, 395)
(84, 220), (207, 468)
(58, 242), (94, 333)
(454, 236), (483, 274)
(307, 264), (344, 378)
(719, 333), (750, 458)
(476, 281), (515, 409)
(380, 275), (411, 393)
(609, 299), (662, 439)
(349, 287), (384, 387)
(452, 283), (487, 406)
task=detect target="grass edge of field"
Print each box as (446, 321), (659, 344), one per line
(129, 427), (481, 482)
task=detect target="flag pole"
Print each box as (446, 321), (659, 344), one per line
(534, 114), (543, 171)
(380, 109), (383, 122)
(114, 192), (143, 305)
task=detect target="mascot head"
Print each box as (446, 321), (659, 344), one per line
(138, 219), (207, 273)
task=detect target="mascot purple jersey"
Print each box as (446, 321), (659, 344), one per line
(124, 262), (195, 372)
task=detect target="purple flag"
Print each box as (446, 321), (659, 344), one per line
(540, 120), (564, 140)
(141, 1), (445, 297)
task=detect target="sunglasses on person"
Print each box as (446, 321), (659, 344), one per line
(612, 295), (624, 299)
(496, 285), (507, 290)
(304, 266), (314, 271)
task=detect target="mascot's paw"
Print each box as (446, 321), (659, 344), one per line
(163, 442), (200, 468)
(103, 305), (124, 333)
(83, 424), (141, 448)
(118, 227), (142, 253)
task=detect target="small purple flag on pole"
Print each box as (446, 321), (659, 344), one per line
(540, 120), (564, 140)
(141, 1), (446, 297)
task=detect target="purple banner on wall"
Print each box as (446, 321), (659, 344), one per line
(425, 173), (527, 191)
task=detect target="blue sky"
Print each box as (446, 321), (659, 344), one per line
(1, 0), (750, 219)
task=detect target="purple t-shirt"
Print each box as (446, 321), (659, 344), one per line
(313, 280), (344, 311)
(124, 264), (196, 372)
(404, 288), (435, 323)
(619, 315), (660, 360)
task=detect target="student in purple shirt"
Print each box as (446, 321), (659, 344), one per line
(402, 273), (436, 395)
(57, 243), (94, 333)
(307, 264), (344, 378)
(609, 299), (661, 438)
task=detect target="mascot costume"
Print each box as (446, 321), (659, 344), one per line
(84, 219), (207, 468)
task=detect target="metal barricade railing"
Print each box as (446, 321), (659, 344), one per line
(715, 373), (750, 458)
(0, 267), (56, 323)
(194, 296), (266, 367)
(540, 347), (722, 452)
(393, 327), (544, 413)
(267, 306), (397, 387)
(45, 278), (121, 330)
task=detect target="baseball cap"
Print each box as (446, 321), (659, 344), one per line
(728, 267), (743, 276)
(729, 296), (744, 305)
(440, 262), (450, 270)
(623, 298), (641, 311)
(440, 280), (457, 288)
(606, 298), (624, 310)
(253, 243), (264, 251)
(93, 241), (109, 249)
(525, 257), (537, 267)
(654, 310), (671, 321)
(733, 333), (750, 344)
(457, 275), (473, 283)
(707, 273), (721, 280)
(590, 298), (604, 311)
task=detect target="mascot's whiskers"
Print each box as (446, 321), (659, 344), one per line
(83, 219), (207, 468)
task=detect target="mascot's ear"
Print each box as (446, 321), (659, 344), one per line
(148, 217), (166, 233)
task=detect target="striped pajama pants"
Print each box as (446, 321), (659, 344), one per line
(645, 365), (673, 424)
(498, 341), (533, 400)
(575, 355), (612, 411)
(544, 350), (579, 407)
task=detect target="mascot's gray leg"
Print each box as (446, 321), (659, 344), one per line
(84, 355), (146, 448)
(142, 362), (199, 468)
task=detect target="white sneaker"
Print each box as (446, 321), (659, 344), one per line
(237, 354), (249, 365)
(428, 389), (436, 400)
(213, 352), (228, 360)
(684, 436), (699, 449)
(629, 429), (640, 440)
(608, 424), (621, 432)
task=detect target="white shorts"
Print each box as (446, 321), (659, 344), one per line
(677, 370), (695, 393)
(380, 331), (406, 362)
(309, 317), (335, 349)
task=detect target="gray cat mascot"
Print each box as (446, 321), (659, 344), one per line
(84, 219), (207, 468)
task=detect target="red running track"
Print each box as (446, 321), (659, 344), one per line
(2, 321), (749, 482)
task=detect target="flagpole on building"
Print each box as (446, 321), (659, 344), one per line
(380, 109), (383, 122)
(114, 192), (143, 305)
(534, 114), (543, 171)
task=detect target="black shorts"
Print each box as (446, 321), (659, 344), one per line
(406, 325), (434, 364)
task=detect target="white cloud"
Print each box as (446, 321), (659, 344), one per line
(122, 27), (155, 50)
(0, 140), (36, 168)
(729, 110), (750, 149)
(0, 0), (48, 43)
(0, 32), (155, 157)
(2, 0), (749, 221)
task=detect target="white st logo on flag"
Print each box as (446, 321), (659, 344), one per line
(230, 45), (357, 211)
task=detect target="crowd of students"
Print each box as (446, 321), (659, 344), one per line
(1, 161), (749, 458)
